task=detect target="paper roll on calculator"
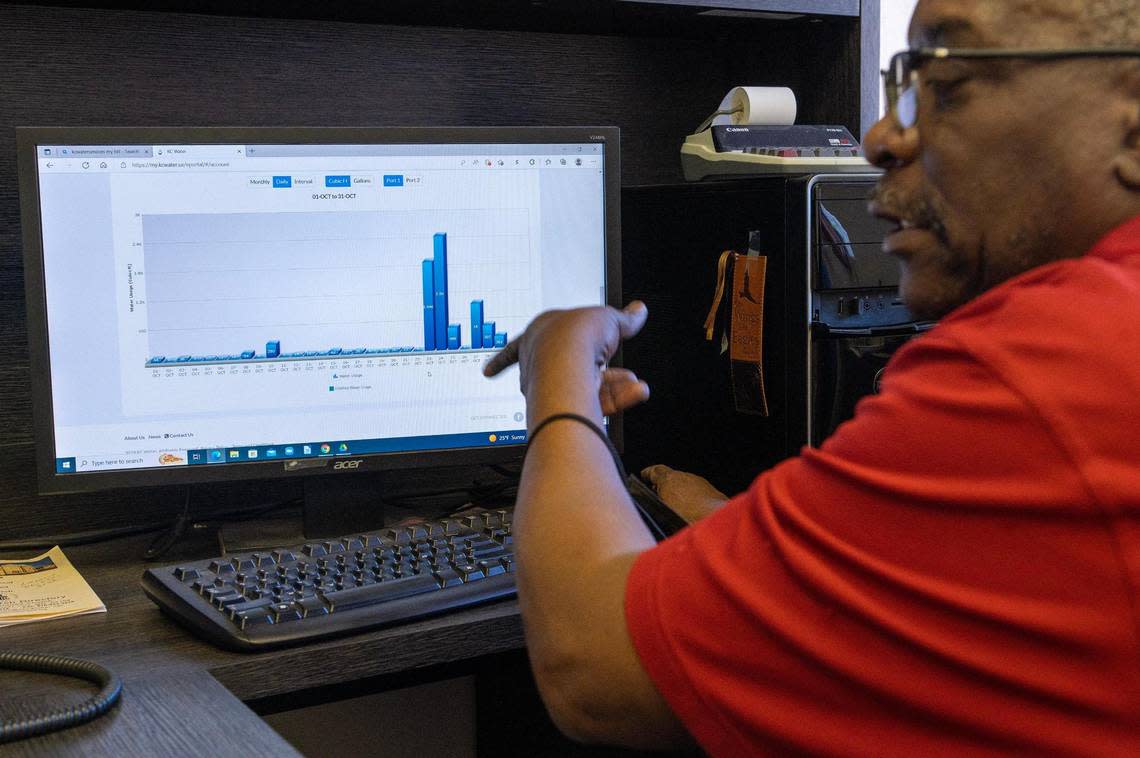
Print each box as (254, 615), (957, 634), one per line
(710, 86), (797, 127)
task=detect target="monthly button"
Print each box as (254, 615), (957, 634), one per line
(325, 175), (351, 187)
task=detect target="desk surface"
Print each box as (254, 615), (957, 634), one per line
(0, 533), (525, 756)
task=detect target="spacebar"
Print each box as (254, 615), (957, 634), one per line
(321, 575), (440, 612)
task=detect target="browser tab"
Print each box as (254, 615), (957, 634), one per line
(43, 145), (154, 158)
(153, 145), (245, 158)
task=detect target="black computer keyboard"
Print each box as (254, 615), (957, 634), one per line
(142, 507), (517, 651)
(141, 476), (685, 652)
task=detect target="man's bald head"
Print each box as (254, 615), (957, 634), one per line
(913, 1), (1140, 48)
(1074, 1), (1140, 46)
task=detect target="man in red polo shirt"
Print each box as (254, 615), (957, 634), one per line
(483, 0), (1140, 753)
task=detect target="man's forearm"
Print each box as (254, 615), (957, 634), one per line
(512, 355), (660, 739)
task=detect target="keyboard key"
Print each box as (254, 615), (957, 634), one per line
(271, 603), (303, 623)
(227, 597), (273, 618)
(433, 567), (464, 588)
(296, 596), (330, 618)
(233, 609), (273, 629)
(208, 560), (235, 575)
(479, 560), (506, 578)
(212, 592), (245, 610)
(383, 528), (411, 545)
(302, 543), (327, 558)
(321, 573), (439, 612)
(203, 586), (237, 604)
(454, 564), (485, 582)
(174, 567), (200, 582)
(472, 546), (508, 562)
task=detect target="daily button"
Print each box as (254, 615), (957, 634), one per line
(325, 175), (351, 187)
(272, 175), (292, 188)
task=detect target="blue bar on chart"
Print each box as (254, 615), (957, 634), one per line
(446, 324), (460, 350)
(494, 333), (508, 347)
(433, 233), (449, 350)
(482, 322), (496, 348)
(470, 300), (484, 350)
(266, 340), (281, 359)
(422, 260), (436, 351)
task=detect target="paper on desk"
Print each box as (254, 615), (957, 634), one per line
(0, 546), (106, 627)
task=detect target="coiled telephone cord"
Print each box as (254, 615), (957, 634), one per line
(0, 651), (122, 743)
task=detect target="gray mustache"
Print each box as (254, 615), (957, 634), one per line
(869, 184), (949, 244)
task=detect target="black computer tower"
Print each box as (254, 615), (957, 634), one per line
(620, 175), (926, 496)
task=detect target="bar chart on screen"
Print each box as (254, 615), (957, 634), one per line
(137, 208), (535, 368)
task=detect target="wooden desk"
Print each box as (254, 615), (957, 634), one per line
(0, 533), (526, 756)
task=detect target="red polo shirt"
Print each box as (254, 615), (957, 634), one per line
(626, 216), (1140, 756)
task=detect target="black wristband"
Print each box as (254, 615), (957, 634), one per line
(525, 412), (627, 479)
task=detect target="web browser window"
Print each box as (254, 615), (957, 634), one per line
(32, 141), (607, 474)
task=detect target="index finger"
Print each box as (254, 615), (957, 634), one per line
(483, 338), (520, 377)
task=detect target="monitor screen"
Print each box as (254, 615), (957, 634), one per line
(17, 127), (620, 494)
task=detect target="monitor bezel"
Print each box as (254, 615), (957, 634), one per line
(17, 125), (622, 495)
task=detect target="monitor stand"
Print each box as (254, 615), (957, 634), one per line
(302, 474), (387, 540)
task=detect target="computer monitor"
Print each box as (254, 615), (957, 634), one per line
(17, 127), (620, 520)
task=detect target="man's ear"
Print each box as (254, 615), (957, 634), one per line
(1113, 86), (1140, 189)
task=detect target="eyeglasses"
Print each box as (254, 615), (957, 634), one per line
(882, 46), (1140, 129)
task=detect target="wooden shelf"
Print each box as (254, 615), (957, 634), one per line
(2, 0), (861, 31)
(620, 0), (859, 17)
